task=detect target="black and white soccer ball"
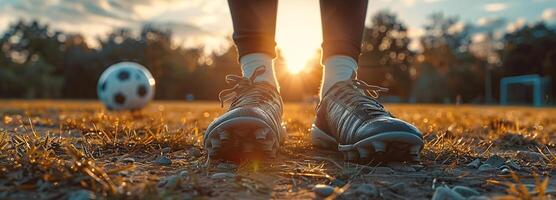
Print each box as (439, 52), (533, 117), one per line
(97, 62), (155, 111)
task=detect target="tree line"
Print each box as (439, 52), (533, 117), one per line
(1, 11), (555, 103)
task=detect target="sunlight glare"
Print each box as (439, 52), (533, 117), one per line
(276, 0), (322, 74)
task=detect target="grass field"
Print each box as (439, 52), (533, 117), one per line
(1, 101), (555, 199)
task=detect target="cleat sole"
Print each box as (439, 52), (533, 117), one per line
(205, 117), (286, 161)
(311, 125), (423, 163)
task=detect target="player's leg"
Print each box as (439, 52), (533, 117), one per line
(204, 0), (285, 161)
(229, 0), (279, 88)
(312, 0), (424, 162)
(319, 0), (368, 97)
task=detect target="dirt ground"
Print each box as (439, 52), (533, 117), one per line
(1, 100), (555, 200)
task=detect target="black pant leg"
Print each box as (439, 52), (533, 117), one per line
(228, 0), (278, 59)
(320, 0), (369, 61)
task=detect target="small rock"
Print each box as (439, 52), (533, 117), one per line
(466, 158), (481, 169)
(67, 189), (96, 200)
(330, 178), (346, 187)
(155, 155), (172, 166)
(211, 172), (236, 180)
(498, 164), (509, 170)
(355, 184), (379, 197)
(496, 133), (538, 148)
(389, 182), (407, 193)
(121, 157), (135, 163)
(312, 184), (335, 197)
(484, 155), (505, 168)
(387, 162), (416, 172)
(478, 164), (496, 172)
(431, 186), (465, 200)
(411, 164), (424, 171)
(187, 148), (202, 157)
(500, 168), (512, 175)
(179, 170), (189, 177)
(452, 186), (480, 198)
(158, 175), (180, 188)
(516, 151), (544, 162)
(468, 196), (490, 200)
(370, 167), (395, 174)
(217, 162), (238, 170)
(505, 160), (521, 170)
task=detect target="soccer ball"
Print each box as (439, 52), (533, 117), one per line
(97, 62), (155, 111)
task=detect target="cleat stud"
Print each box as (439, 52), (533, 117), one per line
(357, 146), (371, 159)
(211, 138), (221, 148)
(345, 151), (359, 161)
(338, 144), (355, 152)
(262, 142), (274, 152)
(255, 128), (269, 140)
(269, 149), (277, 158)
(409, 145), (422, 155)
(208, 147), (219, 156)
(371, 141), (386, 153)
(206, 142), (212, 148)
(219, 130), (231, 141)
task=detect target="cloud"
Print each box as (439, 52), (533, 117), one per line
(423, 0), (444, 3)
(506, 18), (527, 33)
(474, 17), (507, 33)
(542, 8), (556, 21)
(0, 0), (232, 53)
(403, 0), (417, 6)
(484, 3), (508, 12)
(447, 21), (465, 34)
(477, 17), (505, 27)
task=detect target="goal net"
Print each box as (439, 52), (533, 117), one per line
(500, 74), (551, 107)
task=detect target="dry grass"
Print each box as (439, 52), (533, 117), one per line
(0, 101), (555, 199)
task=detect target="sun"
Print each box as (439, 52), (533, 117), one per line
(276, 0), (321, 75)
(285, 55), (307, 74)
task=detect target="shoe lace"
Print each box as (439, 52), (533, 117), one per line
(218, 66), (269, 108)
(348, 79), (390, 116)
(352, 79), (389, 99)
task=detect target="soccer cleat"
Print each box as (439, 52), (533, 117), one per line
(311, 79), (423, 163)
(204, 66), (286, 161)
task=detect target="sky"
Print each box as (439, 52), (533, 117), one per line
(1, 0), (555, 73)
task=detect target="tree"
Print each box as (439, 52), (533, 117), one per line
(360, 10), (414, 99)
(501, 22), (556, 76)
(0, 20), (65, 98)
(0, 20), (208, 100)
(414, 13), (485, 103)
(60, 34), (97, 98)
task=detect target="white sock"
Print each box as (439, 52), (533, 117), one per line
(320, 55), (358, 98)
(240, 53), (279, 90)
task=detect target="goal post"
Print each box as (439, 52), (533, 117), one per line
(500, 74), (550, 107)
